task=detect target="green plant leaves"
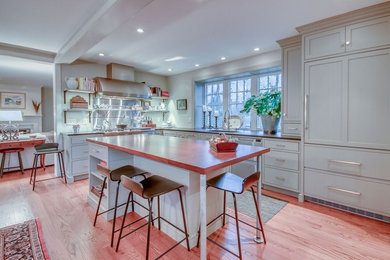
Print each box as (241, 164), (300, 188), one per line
(240, 90), (281, 118)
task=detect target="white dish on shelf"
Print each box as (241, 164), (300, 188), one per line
(227, 115), (243, 129)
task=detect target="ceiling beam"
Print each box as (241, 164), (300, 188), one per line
(54, 0), (154, 64)
(0, 42), (55, 63)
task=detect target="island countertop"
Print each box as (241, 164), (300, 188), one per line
(87, 134), (270, 174)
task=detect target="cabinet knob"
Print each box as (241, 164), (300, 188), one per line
(345, 41), (351, 46)
(283, 113), (287, 117)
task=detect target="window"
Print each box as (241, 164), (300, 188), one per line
(196, 67), (281, 130)
(228, 78), (251, 128)
(205, 82), (224, 127)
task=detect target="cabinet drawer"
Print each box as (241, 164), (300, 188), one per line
(304, 27), (345, 60)
(89, 143), (108, 161)
(263, 139), (299, 152)
(71, 134), (102, 145)
(282, 123), (301, 136)
(304, 144), (390, 181)
(264, 151), (299, 171)
(72, 159), (89, 175)
(71, 145), (90, 160)
(304, 169), (390, 216)
(263, 167), (298, 192)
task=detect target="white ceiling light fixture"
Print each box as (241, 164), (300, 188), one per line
(98, 53), (105, 56)
(137, 28), (144, 33)
(164, 56), (184, 62)
(168, 68), (172, 72)
(254, 47), (260, 52)
(195, 64), (199, 67)
(220, 57), (226, 61)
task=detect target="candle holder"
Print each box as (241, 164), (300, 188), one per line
(208, 111), (212, 129)
(214, 116), (218, 129)
(202, 111), (206, 129)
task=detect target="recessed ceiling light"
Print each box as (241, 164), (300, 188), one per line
(195, 64), (200, 67)
(164, 56), (184, 62)
(98, 53), (105, 57)
(137, 28), (144, 33)
(220, 57), (226, 61)
(254, 47), (260, 52)
(168, 68), (172, 72)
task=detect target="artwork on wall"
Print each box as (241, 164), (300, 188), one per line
(0, 92), (26, 109)
(177, 99), (187, 110)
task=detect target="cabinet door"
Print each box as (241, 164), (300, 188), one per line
(305, 57), (347, 144)
(282, 46), (302, 125)
(347, 49), (390, 149)
(346, 16), (390, 52)
(304, 27), (346, 60)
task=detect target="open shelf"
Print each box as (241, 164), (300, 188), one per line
(64, 89), (95, 94)
(151, 96), (169, 100)
(141, 110), (169, 113)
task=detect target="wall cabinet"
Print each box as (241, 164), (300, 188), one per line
(278, 36), (302, 137)
(304, 16), (390, 60)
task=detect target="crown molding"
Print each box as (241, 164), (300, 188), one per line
(0, 42), (55, 63)
(297, 2), (390, 34)
(277, 35), (302, 48)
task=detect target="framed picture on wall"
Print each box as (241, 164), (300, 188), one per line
(177, 99), (187, 110)
(0, 92), (26, 109)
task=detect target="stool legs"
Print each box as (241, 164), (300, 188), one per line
(251, 186), (266, 244)
(17, 152), (24, 174)
(115, 191), (132, 252)
(94, 177), (107, 226)
(146, 197), (154, 260)
(157, 196), (161, 230)
(178, 189), (190, 251)
(30, 154), (37, 184)
(32, 154), (39, 191)
(58, 152), (67, 184)
(0, 153), (5, 178)
(111, 181), (121, 247)
(232, 193), (242, 260)
(222, 190), (226, 226)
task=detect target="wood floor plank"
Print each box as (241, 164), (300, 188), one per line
(0, 167), (389, 259)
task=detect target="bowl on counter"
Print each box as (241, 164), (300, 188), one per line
(116, 124), (127, 131)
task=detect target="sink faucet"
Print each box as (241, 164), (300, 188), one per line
(223, 109), (230, 131)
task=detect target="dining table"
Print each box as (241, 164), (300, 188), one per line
(87, 134), (270, 259)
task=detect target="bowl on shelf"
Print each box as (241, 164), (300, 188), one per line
(116, 124), (127, 131)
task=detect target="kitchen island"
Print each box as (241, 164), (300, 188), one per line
(86, 134), (269, 260)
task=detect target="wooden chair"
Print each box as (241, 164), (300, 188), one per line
(0, 148), (24, 177)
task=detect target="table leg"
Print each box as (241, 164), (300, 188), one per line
(199, 174), (207, 260)
(254, 156), (264, 243)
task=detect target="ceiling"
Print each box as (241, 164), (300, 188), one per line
(0, 0), (387, 86)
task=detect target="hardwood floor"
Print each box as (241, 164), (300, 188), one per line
(0, 167), (389, 259)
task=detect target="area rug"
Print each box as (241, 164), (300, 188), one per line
(226, 191), (287, 222)
(0, 219), (50, 260)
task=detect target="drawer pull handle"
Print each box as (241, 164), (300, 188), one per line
(275, 158), (286, 163)
(93, 150), (100, 153)
(304, 95), (309, 129)
(328, 160), (362, 167)
(287, 127), (298, 130)
(327, 186), (361, 196)
(275, 144), (286, 147)
(275, 176), (285, 181)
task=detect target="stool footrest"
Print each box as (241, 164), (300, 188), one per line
(35, 176), (65, 183)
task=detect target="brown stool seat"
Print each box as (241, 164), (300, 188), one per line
(207, 171), (260, 194)
(140, 175), (184, 199)
(109, 165), (147, 181)
(34, 143), (63, 155)
(0, 148), (24, 153)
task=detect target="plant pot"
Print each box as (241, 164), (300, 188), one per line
(261, 115), (280, 134)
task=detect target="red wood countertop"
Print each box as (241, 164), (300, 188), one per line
(87, 135), (270, 174)
(0, 138), (45, 150)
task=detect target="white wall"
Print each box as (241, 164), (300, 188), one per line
(134, 70), (168, 90)
(0, 83), (42, 116)
(167, 50), (281, 128)
(42, 87), (54, 131)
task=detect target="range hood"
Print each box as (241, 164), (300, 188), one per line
(95, 77), (151, 99)
(94, 63), (151, 99)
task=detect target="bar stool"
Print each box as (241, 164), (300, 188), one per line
(0, 148), (24, 178)
(30, 143), (66, 191)
(93, 164), (147, 247)
(116, 174), (190, 260)
(197, 171), (266, 260)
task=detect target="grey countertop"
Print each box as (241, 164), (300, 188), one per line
(62, 128), (154, 136)
(157, 127), (301, 140)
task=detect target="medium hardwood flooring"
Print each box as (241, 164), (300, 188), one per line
(0, 167), (389, 259)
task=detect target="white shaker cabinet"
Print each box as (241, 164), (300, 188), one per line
(304, 57), (346, 145)
(278, 35), (302, 137)
(304, 27), (346, 60)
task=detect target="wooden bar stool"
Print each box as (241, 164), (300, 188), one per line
(30, 143), (66, 191)
(0, 148), (24, 178)
(197, 171), (266, 259)
(116, 174), (190, 260)
(93, 164), (147, 247)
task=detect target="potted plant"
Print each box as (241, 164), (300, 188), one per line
(240, 90), (281, 134)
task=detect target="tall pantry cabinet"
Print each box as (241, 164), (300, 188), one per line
(298, 4), (390, 219)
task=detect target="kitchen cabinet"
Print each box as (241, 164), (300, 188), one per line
(305, 49), (390, 149)
(277, 35), (302, 137)
(304, 16), (390, 60)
